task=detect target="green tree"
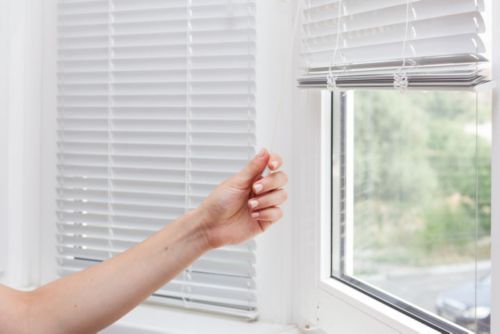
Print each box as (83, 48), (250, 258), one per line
(352, 90), (491, 269)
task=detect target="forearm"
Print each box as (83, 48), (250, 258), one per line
(0, 150), (287, 334)
(26, 210), (211, 334)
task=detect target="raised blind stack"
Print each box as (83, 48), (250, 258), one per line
(57, 0), (257, 318)
(299, 0), (490, 89)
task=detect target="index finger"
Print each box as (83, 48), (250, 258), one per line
(267, 153), (283, 171)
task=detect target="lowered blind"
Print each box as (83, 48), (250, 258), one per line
(56, 0), (257, 319)
(299, 0), (490, 89)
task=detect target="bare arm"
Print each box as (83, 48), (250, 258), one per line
(0, 149), (287, 334)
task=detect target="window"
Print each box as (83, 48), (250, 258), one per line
(299, 0), (493, 333)
(56, 0), (257, 319)
(330, 90), (491, 334)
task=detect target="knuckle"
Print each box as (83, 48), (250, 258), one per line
(250, 160), (261, 170)
(282, 190), (288, 201)
(272, 172), (287, 186)
(280, 172), (288, 183)
(276, 190), (286, 201)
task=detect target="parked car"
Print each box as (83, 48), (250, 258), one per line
(436, 274), (490, 333)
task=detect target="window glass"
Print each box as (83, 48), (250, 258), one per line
(331, 90), (491, 334)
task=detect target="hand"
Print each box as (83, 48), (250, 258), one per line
(197, 149), (288, 249)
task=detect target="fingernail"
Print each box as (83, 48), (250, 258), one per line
(248, 199), (259, 209)
(251, 212), (260, 218)
(253, 183), (263, 194)
(256, 148), (266, 158)
(270, 161), (278, 169)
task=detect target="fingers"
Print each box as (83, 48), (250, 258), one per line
(237, 148), (270, 183)
(254, 207), (282, 232)
(247, 153), (287, 232)
(248, 189), (287, 211)
(251, 207), (283, 222)
(252, 171), (288, 195)
(267, 153), (283, 171)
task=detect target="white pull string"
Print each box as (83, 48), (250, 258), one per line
(472, 0), (480, 328)
(393, 0), (413, 91)
(326, 0), (344, 91)
(268, 0), (304, 153)
(182, 0), (193, 309)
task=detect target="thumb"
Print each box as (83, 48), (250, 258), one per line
(237, 149), (270, 183)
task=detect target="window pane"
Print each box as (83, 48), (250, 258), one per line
(332, 90), (491, 333)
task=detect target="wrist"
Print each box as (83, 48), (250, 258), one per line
(184, 207), (214, 252)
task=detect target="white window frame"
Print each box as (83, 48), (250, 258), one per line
(320, 86), (499, 333)
(289, 85), (429, 333)
(317, 90), (444, 334)
(489, 0), (500, 332)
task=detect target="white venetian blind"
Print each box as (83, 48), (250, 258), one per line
(299, 0), (490, 88)
(56, 0), (257, 319)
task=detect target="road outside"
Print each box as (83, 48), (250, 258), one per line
(358, 261), (491, 331)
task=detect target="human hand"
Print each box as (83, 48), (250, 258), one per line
(197, 149), (288, 249)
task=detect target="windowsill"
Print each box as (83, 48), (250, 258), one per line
(4, 286), (298, 334)
(318, 277), (466, 334)
(102, 303), (300, 334)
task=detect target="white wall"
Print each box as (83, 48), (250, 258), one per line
(0, 0), (10, 275)
(0, 0), (42, 288)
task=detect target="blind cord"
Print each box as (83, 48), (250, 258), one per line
(393, 0), (411, 91)
(473, 0), (480, 328)
(106, 0), (114, 259)
(326, 0), (344, 91)
(182, 0), (193, 309)
(269, 0), (303, 153)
